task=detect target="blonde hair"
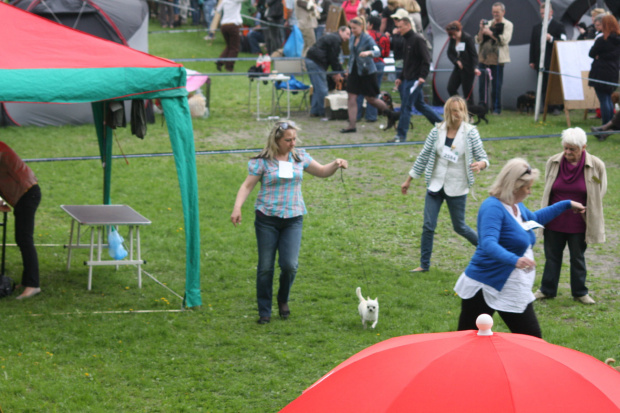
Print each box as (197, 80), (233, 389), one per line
(404, 0), (421, 13)
(254, 120), (302, 161)
(387, 0), (400, 10)
(350, 16), (367, 32)
(443, 96), (470, 130)
(591, 8), (606, 18)
(488, 158), (540, 205)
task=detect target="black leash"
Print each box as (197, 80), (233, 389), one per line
(338, 168), (373, 296)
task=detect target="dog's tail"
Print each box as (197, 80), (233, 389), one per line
(606, 358), (616, 366)
(356, 286), (364, 302)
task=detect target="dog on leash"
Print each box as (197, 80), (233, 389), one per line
(516, 91), (536, 114)
(356, 287), (379, 329)
(468, 102), (489, 125)
(379, 91), (412, 132)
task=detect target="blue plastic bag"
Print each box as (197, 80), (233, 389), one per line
(283, 25), (304, 57)
(108, 227), (128, 260)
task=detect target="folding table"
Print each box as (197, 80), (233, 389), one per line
(61, 205), (151, 290)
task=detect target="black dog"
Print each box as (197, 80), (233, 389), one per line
(468, 102), (489, 125)
(380, 91), (412, 131)
(516, 91), (536, 114)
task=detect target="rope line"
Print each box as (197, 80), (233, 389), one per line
(25, 130), (611, 164)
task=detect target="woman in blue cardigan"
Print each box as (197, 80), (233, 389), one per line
(340, 16), (394, 133)
(454, 158), (585, 337)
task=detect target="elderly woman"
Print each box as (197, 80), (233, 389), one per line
(534, 128), (606, 304)
(588, 14), (620, 128)
(231, 121), (348, 324)
(455, 158), (586, 337)
(341, 16), (395, 133)
(401, 96), (489, 272)
(446, 20), (481, 105)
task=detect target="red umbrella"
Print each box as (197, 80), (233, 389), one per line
(281, 315), (620, 412)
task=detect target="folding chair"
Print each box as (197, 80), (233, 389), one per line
(272, 58), (311, 114)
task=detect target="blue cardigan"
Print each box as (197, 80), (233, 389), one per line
(465, 197), (572, 291)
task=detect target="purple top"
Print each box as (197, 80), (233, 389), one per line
(546, 152), (587, 233)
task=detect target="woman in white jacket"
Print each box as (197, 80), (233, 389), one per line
(401, 96), (489, 272)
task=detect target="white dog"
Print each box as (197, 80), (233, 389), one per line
(356, 287), (379, 329)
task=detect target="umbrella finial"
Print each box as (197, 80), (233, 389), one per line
(476, 314), (494, 336)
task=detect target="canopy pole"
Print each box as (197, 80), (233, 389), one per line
(92, 102), (113, 205)
(534, 0), (552, 122)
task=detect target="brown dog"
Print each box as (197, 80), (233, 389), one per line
(605, 358), (620, 372)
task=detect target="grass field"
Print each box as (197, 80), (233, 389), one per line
(1, 20), (619, 412)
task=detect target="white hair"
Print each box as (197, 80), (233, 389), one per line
(561, 127), (587, 148)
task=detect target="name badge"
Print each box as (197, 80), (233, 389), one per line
(441, 146), (459, 163)
(278, 161), (294, 178)
(456, 42), (466, 52)
(522, 220), (544, 231)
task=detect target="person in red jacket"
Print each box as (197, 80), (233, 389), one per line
(0, 142), (41, 300)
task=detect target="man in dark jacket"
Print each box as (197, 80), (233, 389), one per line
(305, 26), (350, 117)
(529, 3), (566, 114)
(391, 11), (442, 143)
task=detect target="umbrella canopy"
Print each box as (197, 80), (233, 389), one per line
(281, 315), (620, 412)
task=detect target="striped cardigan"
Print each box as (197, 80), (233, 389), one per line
(408, 122), (489, 188)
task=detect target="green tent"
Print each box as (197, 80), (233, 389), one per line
(0, 3), (201, 307)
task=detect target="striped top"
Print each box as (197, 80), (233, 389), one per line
(409, 122), (488, 189)
(249, 149), (313, 218)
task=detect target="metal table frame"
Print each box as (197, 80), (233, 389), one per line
(61, 205), (151, 290)
(248, 74), (291, 121)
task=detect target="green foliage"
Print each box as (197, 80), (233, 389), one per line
(0, 20), (619, 412)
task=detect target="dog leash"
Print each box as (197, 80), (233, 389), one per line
(338, 169), (373, 296)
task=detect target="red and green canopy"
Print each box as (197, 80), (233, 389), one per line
(0, 2), (202, 307)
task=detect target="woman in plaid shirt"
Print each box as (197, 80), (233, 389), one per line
(232, 121), (348, 324)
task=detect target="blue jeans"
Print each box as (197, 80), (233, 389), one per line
(248, 28), (265, 54)
(595, 88), (614, 125)
(203, 0), (216, 28)
(478, 63), (504, 113)
(397, 78), (443, 140)
(314, 25), (325, 41)
(540, 229), (588, 298)
(255, 212), (303, 317)
(356, 61), (385, 121)
(420, 189), (477, 270)
(305, 58), (328, 116)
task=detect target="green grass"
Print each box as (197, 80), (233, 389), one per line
(1, 19), (619, 412)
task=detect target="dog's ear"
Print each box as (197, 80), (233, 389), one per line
(374, 297), (378, 301)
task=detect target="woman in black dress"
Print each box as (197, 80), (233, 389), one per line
(341, 16), (394, 133)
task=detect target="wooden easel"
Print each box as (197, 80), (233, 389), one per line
(543, 40), (599, 126)
(325, 5), (349, 54)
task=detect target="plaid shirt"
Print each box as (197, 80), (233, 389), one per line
(249, 149), (313, 218)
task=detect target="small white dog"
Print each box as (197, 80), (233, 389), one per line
(356, 287), (379, 329)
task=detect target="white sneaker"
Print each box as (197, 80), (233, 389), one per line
(533, 289), (548, 300)
(575, 294), (595, 304)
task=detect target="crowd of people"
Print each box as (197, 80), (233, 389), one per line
(172, 0), (620, 142)
(145, 2), (615, 333)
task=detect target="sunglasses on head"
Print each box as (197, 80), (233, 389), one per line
(520, 165), (532, 177)
(277, 121), (296, 131)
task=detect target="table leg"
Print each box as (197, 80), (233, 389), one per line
(66, 219), (75, 270)
(256, 78), (261, 121)
(88, 226), (95, 290)
(136, 226), (142, 288)
(287, 83), (291, 119)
